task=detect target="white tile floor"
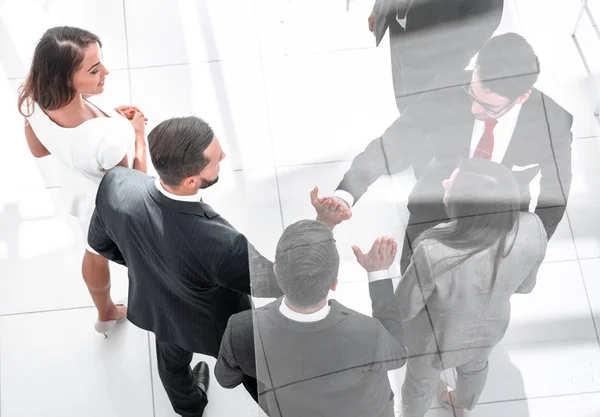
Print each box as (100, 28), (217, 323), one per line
(2, 0), (600, 416)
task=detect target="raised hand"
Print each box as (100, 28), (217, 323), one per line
(352, 236), (398, 272)
(310, 186), (352, 229)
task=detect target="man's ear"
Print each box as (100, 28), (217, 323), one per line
(273, 264), (276, 274)
(181, 176), (197, 189)
(515, 89), (532, 105)
(331, 279), (338, 292)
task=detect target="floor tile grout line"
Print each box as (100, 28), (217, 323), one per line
(544, 256), (600, 264)
(573, 246), (600, 349)
(122, 0), (134, 105)
(511, 0), (524, 33)
(0, 305), (95, 318)
(538, 78), (600, 350)
(496, 336), (600, 349)
(476, 389), (600, 407)
(560, 202), (600, 348)
(4, 44), (386, 81)
(253, 0), (286, 234)
(122, 0), (154, 413)
(147, 333), (157, 417)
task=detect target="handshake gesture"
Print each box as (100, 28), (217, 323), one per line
(309, 186), (397, 273)
(310, 187), (353, 229)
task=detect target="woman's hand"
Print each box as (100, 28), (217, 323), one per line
(115, 105), (148, 122)
(352, 236), (397, 272)
(129, 111), (146, 137)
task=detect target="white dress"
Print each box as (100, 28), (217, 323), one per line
(26, 97), (135, 252)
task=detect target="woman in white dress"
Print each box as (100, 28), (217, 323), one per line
(18, 26), (147, 336)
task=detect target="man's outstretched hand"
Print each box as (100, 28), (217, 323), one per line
(310, 186), (352, 229)
(352, 236), (397, 272)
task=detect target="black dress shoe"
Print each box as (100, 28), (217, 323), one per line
(193, 361), (210, 395)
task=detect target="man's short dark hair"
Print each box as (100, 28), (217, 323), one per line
(476, 33), (540, 100)
(148, 116), (214, 187)
(275, 220), (340, 308)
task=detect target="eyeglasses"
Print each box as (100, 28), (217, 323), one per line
(462, 84), (515, 118)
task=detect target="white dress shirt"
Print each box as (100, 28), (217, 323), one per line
(469, 104), (522, 163)
(155, 178), (202, 202)
(279, 297), (330, 322)
(367, 260), (401, 283)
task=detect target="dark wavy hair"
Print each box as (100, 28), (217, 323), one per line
(414, 158), (521, 295)
(18, 26), (102, 116)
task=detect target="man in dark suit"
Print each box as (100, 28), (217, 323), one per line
(370, 0), (504, 111)
(214, 220), (407, 417)
(87, 117), (284, 417)
(312, 33), (573, 273)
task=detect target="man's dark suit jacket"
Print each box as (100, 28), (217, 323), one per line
(374, 0), (504, 42)
(88, 167), (283, 356)
(214, 297), (407, 417)
(336, 71), (573, 240)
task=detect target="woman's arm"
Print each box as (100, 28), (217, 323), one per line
(132, 134), (147, 173)
(129, 112), (147, 173)
(109, 134), (145, 172)
(24, 120), (51, 158)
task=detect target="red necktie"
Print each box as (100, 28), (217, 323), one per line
(473, 119), (499, 160)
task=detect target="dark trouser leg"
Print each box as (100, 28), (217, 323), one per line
(389, 21), (410, 113)
(389, 5), (502, 114)
(243, 377), (259, 403)
(156, 339), (208, 417)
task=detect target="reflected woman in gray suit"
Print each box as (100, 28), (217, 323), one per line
(354, 158), (548, 417)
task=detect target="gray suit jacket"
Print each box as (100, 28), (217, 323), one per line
(371, 212), (547, 368)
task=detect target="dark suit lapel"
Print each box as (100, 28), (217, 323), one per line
(501, 90), (545, 167)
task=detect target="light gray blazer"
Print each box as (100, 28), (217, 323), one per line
(395, 211), (547, 368)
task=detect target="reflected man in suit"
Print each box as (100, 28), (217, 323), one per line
(313, 33), (573, 274)
(215, 220), (407, 417)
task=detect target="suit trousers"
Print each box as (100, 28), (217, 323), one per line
(388, 20), (478, 113)
(156, 340), (208, 417)
(401, 351), (491, 417)
(156, 339), (260, 417)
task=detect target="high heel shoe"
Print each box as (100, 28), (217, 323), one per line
(94, 304), (127, 338)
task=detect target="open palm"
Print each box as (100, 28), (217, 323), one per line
(352, 236), (398, 272)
